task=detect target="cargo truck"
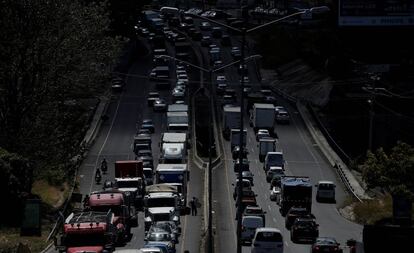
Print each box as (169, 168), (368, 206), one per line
(230, 128), (247, 150)
(258, 137), (276, 162)
(155, 164), (189, 206)
(114, 160), (145, 208)
(168, 103), (188, 113)
(250, 103), (275, 133)
(88, 191), (137, 243)
(222, 106), (241, 140)
(279, 176), (312, 216)
(54, 211), (116, 253)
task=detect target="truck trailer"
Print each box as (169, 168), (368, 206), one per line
(222, 106), (241, 140)
(250, 103), (275, 133)
(280, 176), (312, 216)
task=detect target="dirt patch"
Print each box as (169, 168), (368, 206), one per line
(0, 224), (52, 253)
(31, 180), (69, 209)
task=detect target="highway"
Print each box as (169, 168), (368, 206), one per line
(196, 22), (365, 253)
(49, 11), (365, 253)
(50, 36), (204, 252)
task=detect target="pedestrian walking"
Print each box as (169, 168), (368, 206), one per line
(190, 196), (198, 216)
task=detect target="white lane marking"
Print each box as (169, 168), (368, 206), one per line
(273, 218), (277, 223)
(180, 210), (187, 253)
(264, 194), (268, 199)
(285, 241), (289, 247)
(268, 205), (272, 211)
(88, 97), (122, 194)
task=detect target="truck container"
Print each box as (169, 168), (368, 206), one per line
(250, 103), (275, 132)
(230, 128), (247, 150)
(222, 106), (241, 140)
(161, 132), (187, 151)
(54, 211), (116, 253)
(167, 111), (188, 132)
(280, 176), (312, 216)
(258, 137), (276, 162)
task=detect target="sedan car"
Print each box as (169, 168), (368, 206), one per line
(216, 75), (226, 84)
(172, 87), (185, 100)
(231, 47), (241, 59)
(201, 36), (212, 47)
(153, 98), (167, 112)
(236, 170), (254, 186)
(290, 217), (319, 242)
(111, 76), (126, 92)
(276, 109), (290, 124)
(311, 237), (343, 253)
(141, 119), (155, 133)
(232, 145), (248, 160)
(147, 92), (160, 106)
(145, 230), (176, 253)
(200, 21), (211, 30)
(147, 223), (178, 244)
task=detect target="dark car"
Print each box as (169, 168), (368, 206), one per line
(137, 149), (152, 157)
(233, 158), (249, 172)
(141, 119), (155, 133)
(137, 155), (154, 169)
(232, 145), (248, 160)
(311, 237), (343, 253)
(212, 27), (222, 38)
(285, 207), (315, 229)
(290, 217), (319, 242)
(147, 92), (160, 106)
(221, 35), (232, 46)
(236, 170), (254, 186)
(191, 31), (202, 41)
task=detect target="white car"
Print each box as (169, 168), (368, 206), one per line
(216, 75), (226, 84)
(315, 180), (336, 202)
(251, 227), (284, 253)
(270, 186), (280, 202)
(200, 21), (211, 30)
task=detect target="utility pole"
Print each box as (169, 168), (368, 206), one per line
(208, 69), (213, 253)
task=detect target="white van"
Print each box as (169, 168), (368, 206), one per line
(315, 180), (336, 202)
(241, 216), (264, 244)
(251, 227), (283, 253)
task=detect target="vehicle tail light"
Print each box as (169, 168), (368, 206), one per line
(314, 246), (319, 250)
(334, 246), (339, 251)
(241, 226), (245, 231)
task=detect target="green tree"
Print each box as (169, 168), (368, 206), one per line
(0, 0), (123, 177)
(361, 142), (414, 200)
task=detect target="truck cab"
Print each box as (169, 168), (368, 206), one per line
(144, 207), (180, 231)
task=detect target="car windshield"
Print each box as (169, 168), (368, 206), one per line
(268, 154), (283, 165)
(148, 233), (171, 241)
(255, 231), (282, 242)
(316, 238), (337, 245)
(319, 184), (334, 190)
(64, 233), (106, 246)
(147, 198), (175, 207)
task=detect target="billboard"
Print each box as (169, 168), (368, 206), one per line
(339, 0), (414, 26)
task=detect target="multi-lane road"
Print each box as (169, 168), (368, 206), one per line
(51, 13), (364, 253)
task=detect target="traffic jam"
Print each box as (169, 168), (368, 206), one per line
(53, 6), (351, 253)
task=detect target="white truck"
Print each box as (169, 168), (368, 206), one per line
(222, 106), (241, 140)
(250, 103), (275, 133)
(143, 184), (183, 230)
(167, 111), (189, 132)
(159, 132), (187, 163)
(230, 128), (247, 150)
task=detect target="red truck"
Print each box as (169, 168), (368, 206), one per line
(54, 211), (116, 253)
(87, 191), (137, 244)
(114, 160), (145, 209)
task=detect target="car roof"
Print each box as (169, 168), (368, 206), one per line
(318, 180), (334, 185)
(255, 227), (281, 233)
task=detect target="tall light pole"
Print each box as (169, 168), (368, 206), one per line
(158, 54), (261, 253)
(179, 5), (330, 253)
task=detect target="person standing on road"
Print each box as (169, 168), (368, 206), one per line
(190, 196), (198, 216)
